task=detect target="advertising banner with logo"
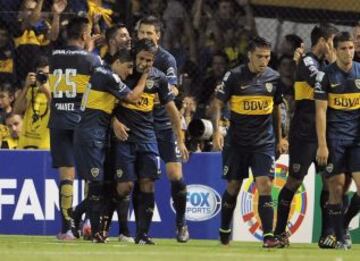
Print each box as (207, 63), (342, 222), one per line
(1, 151), (359, 242)
(232, 155), (315, 243)
(0, 151), (224, 239)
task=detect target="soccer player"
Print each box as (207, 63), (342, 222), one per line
(48, 17), (102, 240)
(103, 24), (132, 63)
(135, 15), (190, 242)
(274, 24), (338, 247)
(315, 31), (360, 249)
(74, 49), (149, 243)
(212, 36), (286, 248)
(109, 39), (188, 245)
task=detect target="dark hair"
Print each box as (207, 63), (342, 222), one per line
(35, 56), (49, 69)
(110, 48), (133, 64)
(133, 39), (158, 56)
(248, 36), (272, 52)
(333, 31), (353, 48)
(66, 16), (90, 40)
(212, 50), (229, 64)
(0, 82), (14, 96)
(139, 15), (161, 33)
(285, 34), (303, 50)
(311, 24), (338, 47)
(105, 23), (127, 44)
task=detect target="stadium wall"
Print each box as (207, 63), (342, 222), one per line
(0, 151), (359, 243)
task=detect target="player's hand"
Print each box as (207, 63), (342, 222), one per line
(52, 0), (67, 15)
(112, 117), (130, 141)
(178, 141), (189, 162)
(316, 145), (329, 166)
(170, 85), (179, 96)
(293, 43), (304, 65)
(277, 138), (289, 154)
(25, 72), (36, 88)
(212, 131), (224, 151)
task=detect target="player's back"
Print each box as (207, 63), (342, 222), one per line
(290, 52), (326, 141)
(153, 46), (178, 132)
(48, 45), (101, 130)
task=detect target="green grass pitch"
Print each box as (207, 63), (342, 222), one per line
(0, 235), (358, 261)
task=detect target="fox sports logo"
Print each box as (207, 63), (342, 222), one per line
(170, 185), (221, 221)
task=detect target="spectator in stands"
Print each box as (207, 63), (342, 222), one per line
(0, 82), (15, 124)
(162, 0), (196, 65)
(0, 24), (16, 85)
(13, 56), (50, 149)
(14, 0), (66, 83)
(352, 22), (360, 62)
(192, 51), (228, 120)
(0, 113), (23, 149)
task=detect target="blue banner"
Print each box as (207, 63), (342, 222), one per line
(0, 151), (224, 239)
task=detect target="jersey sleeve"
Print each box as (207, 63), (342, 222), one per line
(89, 54), (103, 70)
(273, 79), (284, 105)
(164, 56), (178, 85)
(158, 75), (174, 105)
(314, 71), (328, 100)
(215, 70), (234, 103)
(107, 73), (131, 100)
(301, 56), (320, 87)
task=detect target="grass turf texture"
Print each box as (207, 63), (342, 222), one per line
(0, 235), (358, 261)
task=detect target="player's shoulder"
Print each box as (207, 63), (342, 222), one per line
(263, 66), (280, 79)
(301, 52), (320, 68)
(149, 67), (167, 79)
(157, 46), (176, 61)
(93, 66), (120, 83)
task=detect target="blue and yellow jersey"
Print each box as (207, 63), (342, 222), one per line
(114, 67), (174, 143)
(77, 65), (131, 141)
(48, 45), (102, 130)
(18, 87), (50, 149)
(215, 64), (282, 147)
(290, 52), (327, 141)
(153, 46), (178, 132)
(314, 62), (360, 141)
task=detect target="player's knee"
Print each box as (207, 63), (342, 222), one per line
(166, 162), (182, 181)
(116, 181), (133, 197)
(255, 176), (272, 195)
(226, 180), (242, 196)
(59, 167), (75, 180)
(139, 178), (155, 193)
(285, 176), (303, 192)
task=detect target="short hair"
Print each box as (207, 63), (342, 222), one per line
(284, 34), (303, 50)
(66, 16), (90, 40)
(0, 82), (14, 96)
(311, 24), (338, 47)
(248, 36), (272, 52)
(109, 48), (133, 64)
(133, 39), (158, 56)
(105, 23), (127, 44)
(333, 31), (353, 49)
(139, 16), (161, 33)
(35, 56), (49, 69)
(212, 50), (229, 64)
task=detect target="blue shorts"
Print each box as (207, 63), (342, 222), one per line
(324, 139), (360, 178)
(288, 137), (319, 180)
(109, 140), (161, 182)
(74, 130), (108, 182)
(222, 143), (275, 180)
(50, 128), (75, 168)
(156, 128), (182, 163)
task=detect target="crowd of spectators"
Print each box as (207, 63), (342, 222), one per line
(0, 0), (340, 151)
